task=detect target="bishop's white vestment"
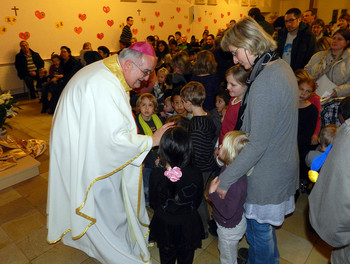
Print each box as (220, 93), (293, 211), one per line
(47, 55), (153, 263)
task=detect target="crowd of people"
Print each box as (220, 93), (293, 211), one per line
(16, 6), (349, 264)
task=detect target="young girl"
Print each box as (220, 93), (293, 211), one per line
(149, 127), (204, 264)
(36, 68), (49, 102)
(210, 90), (231, 139)
(297, 77), (318, 193)
(171, 94), (190, 119)
(135, 93), (163, 205)
(219, 65), (250, 145)
(294, 69), (321, 145)
(153, 67), (169, 113)
(208, 131), (250, 264)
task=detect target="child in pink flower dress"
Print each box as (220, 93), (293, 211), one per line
(149, 126), (204, 264)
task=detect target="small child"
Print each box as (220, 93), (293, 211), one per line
(153, 67), (169, 113)
(134, 93), (163, 206)
(219, 65), (250, 145)
(171, 94), (190, 119)
(208, 131), (250, 264)
(305, 124), (338, 167)
(36, 68), (49, 101)
(297, 77), (319, 193)
(210, 90), (231, 139)
(48, 54), (64, 83)
(161, 96), (174, 118)
(149, 127), (204, 263)
(180, 81), (217, 237)
(295, 69), (321, 145)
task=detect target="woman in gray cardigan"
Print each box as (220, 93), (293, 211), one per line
(218, 17), (299, 263)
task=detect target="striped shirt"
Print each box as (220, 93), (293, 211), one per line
(189, 115), (217, 172)
(25, 53), (37, 72)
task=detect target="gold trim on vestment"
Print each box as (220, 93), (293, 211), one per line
(103, 54), (132, 92)
(48, 54), (150, 245)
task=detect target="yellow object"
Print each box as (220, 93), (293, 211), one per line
(308, 170), (319, 183)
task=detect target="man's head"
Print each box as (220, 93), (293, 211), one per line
(119, 41), (157, 89)
(20, 41), (30, 54)
(126, 16), (134, 27)
(248, 8), (264, 21)
(303, 10), (315, 26)
(181, 34), (187, 44)
(175, 31), (182, 40)
(285, 8), (302, 34)
(206, 34), (215, 45)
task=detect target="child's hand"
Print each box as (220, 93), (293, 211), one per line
(209, 177), (220, 194)
(311, 134), (319, 145)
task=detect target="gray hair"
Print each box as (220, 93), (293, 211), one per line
(221, 17), (276, 56)
(119, 48), (144, 62)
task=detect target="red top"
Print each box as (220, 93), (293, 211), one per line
(309, 93), (321, 137)
(219, 97), (241, 145)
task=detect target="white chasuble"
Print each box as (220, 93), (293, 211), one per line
(47, 55), (153, 263)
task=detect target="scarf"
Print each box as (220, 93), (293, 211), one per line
(234, 50), (279, 130)
(138, 114), (163, 136)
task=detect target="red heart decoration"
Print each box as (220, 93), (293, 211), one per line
(227, 12), (231, 16)
(74, 27), (83, 34)
(221, 13), (224, 19)
(150, 25), (155, 31)
(214, 19), (217, 24)
(107, 20), (114, 27)
(205, 26), (208, 30)
(198, 17), (202, 22)
(186, 28), (190, 33)
(155, 11), (160, 17)
(103, 6), (110, 13)
(79, 13), (87, 21)
(35, 10), (45, 19)
(159, 21), (164, 28)
(226, 23), (229, 28)
(97, 33), (104, 40)
(132, 28), (138, 35)
(176, 7), (181, 13)
(19, 32), (30, 40)
(240, 14), (243, 17)
(178, 24), (182, 29)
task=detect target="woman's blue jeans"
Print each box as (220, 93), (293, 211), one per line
(246, 218), (280, 264)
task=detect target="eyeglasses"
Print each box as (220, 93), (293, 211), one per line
(285, 18), (297, 24)
(131, 61), (152, 77)
(232, 47), (240, 57)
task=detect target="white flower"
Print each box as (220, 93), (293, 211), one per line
(0, 99), (4, 105)
(0, 92), (12, 101)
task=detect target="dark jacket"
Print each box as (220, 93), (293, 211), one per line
(15, 49), (44, 79)
(255, 17), (274, 36)
(277, 22), (316, 71)
(61, 56), (83, 85)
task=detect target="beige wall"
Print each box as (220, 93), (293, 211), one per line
(0, 0), (349, 93)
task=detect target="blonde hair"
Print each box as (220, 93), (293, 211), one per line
(192, 50), (217, 75)
(171, 51), (191, 74)
(157, 67), (169, 76)
(220, 131), (249, 165)
(136, 93), (158, 114)
(180, 81), (206, 107)
(221, 17), (277, 56)
(320, 125), (338, 148)
(226, 65), (250, 86)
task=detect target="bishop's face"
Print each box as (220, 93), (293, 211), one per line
(124, 54), (156, 89)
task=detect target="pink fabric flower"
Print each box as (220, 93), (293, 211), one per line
(164, 166), (182, 182)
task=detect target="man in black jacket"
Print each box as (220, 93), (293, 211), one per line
(276, 8), (316, 71)
(15, 41), (44, 99)
(248, 8), (274, 36)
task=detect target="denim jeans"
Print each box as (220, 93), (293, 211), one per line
(246, 218), (279, 264)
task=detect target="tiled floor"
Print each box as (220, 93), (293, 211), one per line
(0, 99), (332, 264)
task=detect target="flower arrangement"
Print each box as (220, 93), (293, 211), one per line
(0, 90), (20, 130)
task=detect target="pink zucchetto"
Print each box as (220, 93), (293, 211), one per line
(129, 41), (155, 57)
